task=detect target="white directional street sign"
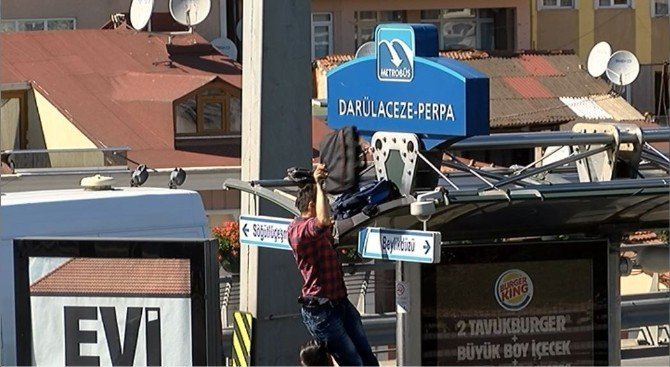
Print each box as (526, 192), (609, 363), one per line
(358, 227), (441, 263)
(239, 215), (292, 251)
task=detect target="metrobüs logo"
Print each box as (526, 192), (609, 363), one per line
(495, 269), (533, 311)
(376, 26), (415, 82)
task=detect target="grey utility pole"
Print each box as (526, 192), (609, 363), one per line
(239, 0), (313, 365)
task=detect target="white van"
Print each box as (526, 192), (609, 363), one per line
(0, 178), (209, 365)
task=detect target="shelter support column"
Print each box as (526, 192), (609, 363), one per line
(239, 0), (313, 364)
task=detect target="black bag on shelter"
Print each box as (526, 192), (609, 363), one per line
(331, 180), (402, 220)
(319, 126), (364, 194)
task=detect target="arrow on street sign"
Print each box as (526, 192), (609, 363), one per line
(238, 215), (292, 251)
(358, 227), (441, 264)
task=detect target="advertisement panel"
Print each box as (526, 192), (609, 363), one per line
(421, 240), (609, 366)
(13, 238), (220, 366)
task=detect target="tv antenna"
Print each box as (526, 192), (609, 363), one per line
(129, 0), (154, 31)
(169, 0), (211, 27)
(355, 41), (376, 59)
(605, 50), (640, 87)
(586, 41), (611, 78)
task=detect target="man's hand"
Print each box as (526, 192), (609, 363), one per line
(313, 163), (328, 184)
(313, 163), (332, 227)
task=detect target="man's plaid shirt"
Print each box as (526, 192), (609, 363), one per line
(288, 216), (347, 300)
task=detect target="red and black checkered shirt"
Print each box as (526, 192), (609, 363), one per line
(288, 216), (347, 300)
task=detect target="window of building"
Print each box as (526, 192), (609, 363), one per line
(597, 0), (631, 8)
(0, 18), (76, 32)
(311, 12), (333, 59)
(420, 8), (514, 51)
(653, 0), (669, 16)
(354, 11), (406, 48)
(540, 0), (575, 9)
(174, 84), (241, 137)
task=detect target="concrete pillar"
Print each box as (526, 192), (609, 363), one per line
(240, 0), (313, 365)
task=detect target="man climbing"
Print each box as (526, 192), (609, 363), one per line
(288, 163), (379, 366)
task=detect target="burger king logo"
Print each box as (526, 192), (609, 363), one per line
(495, 269), (533, 311)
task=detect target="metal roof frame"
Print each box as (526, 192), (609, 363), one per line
(224, 128), (670, 246)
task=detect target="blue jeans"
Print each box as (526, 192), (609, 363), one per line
(301, 299), (379, 366)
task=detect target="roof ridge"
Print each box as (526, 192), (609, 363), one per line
(31, 257), (76, 288)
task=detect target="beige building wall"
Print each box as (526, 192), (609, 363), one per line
(1, 0), (223, 41)
(651, 17), (670, 63)
(594, 9), (636, 60)
(0, 98), (20, 150)
(534, 1), (667, 64)
(311, 0), (531, 54)
(536, 9), (579, 52)
(33, 90), (103, 168)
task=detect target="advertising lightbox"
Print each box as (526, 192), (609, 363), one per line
(13, 238), (220, 366)
(421, 240), (609, 366)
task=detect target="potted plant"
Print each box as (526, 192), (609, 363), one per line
(213, 221), (240, 274)
(338, 247), (370, 264)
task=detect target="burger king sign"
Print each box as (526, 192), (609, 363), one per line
(495, 269), (533, 311)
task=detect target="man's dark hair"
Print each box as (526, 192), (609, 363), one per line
(299, 339), (332, 366)
(295, 183), (317, 214)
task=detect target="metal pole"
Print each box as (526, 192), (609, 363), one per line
(608, 241), (622, 365)
(396, 261), (422, 366)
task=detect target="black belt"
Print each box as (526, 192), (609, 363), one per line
(298, 296), (345, 308)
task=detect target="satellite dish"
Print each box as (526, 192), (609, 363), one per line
(605, 50), (640, 86)
(586, 41), (611, 78)
(235, 20), (242, 41)
(129, 0), (154, 31)
(355, 41), (375, 58)
(169, 0), (211, 27)
(211, 37), (238, 60)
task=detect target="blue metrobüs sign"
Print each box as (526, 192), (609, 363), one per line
(376, 26), (415, 82)
(327, 24), (489, 149)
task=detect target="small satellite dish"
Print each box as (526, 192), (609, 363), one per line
(355, 41), (375, 58)
(129, 0), (154, 31)
(605, 50), (640, 86)
(211, 37), (238, 60)
(236, 20), (242, 41)
(586, 41), (611, 78)
(169, 0), (211, 27)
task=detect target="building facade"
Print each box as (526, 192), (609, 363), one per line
(310, 0), (531, 57)
(533, 0), (669, 123)
(0, 0), (230, 42)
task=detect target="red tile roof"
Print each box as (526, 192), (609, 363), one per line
(31, 258), (191, 296)
(517, 55), (563, 76)
(1, 29), (244, 168)
(503, 77), (554, 99)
